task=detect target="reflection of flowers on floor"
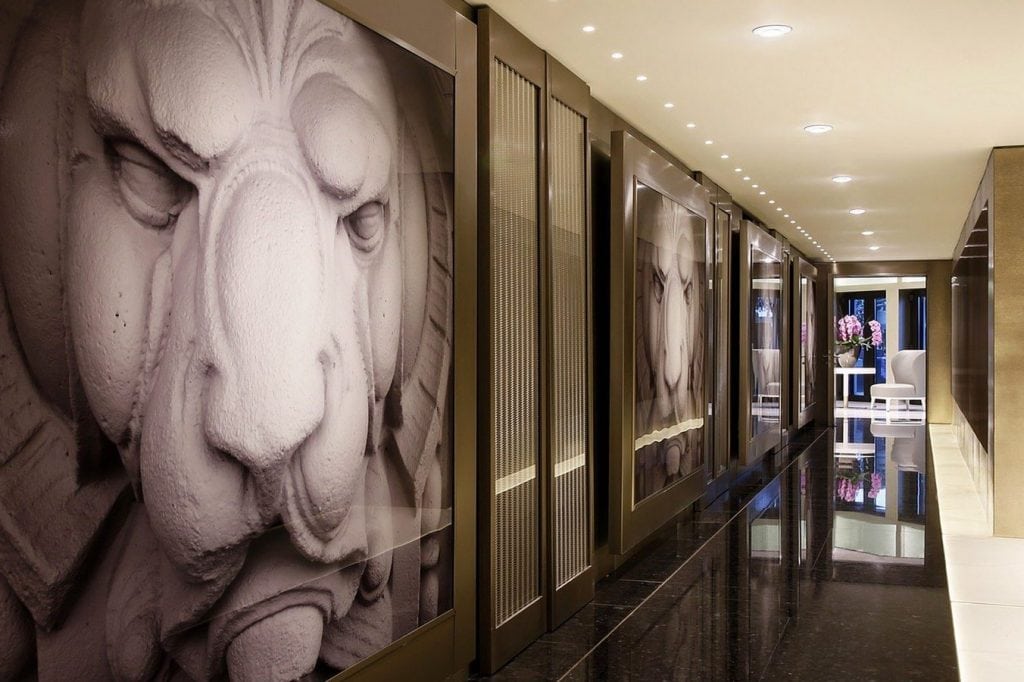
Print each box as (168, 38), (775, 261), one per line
(835, 462), (883, 502)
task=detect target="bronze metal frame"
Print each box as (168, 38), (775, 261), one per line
(792, 257), (819, 429)
(777, 235), (793, 437)
(693, 173), (736, 503)
(315, 1), (477, 680)
(544, 55), (597, 628)
(477, 9), (600, 667)
(476, 8), (548, 672)
(738, 221), (785, 466)
(609, 131), (713, 555)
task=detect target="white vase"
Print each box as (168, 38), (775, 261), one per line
(836, 348), (859, 368)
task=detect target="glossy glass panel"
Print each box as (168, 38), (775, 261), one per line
(750, 249), (783, 436)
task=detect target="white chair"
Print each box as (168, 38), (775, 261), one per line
(870, 350), (926, 414)
(870, 422), (926, 472)
(752, 348), (781, 422)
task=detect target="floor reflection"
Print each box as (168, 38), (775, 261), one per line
(832, 418), (927, 566)
(486, 422), (957, 681)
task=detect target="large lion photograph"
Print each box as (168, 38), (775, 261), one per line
(632, 183), (705, 504)
(0, 0), (455, 679)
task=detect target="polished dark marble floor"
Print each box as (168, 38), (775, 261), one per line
(484, 419), (958, 681)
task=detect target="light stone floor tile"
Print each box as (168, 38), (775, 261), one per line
(944, 535), (1024, 607)
(930, 424), (1024, 682)
(956, 651), (1024, 682)
(949, 602), (1024, 655)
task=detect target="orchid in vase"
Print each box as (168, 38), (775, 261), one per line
(835, 314), (883, 357)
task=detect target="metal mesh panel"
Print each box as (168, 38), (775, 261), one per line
(549, 99), (590, 588)
(491, 59), (541, 626)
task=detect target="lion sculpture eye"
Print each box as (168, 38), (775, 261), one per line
(341, 200), (388, 253)
(109, 140), (191, 229)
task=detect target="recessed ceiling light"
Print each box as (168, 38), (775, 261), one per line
(759, 191), (766, 195)
(776, 207), (783, 211)
(664, 102), (675, 109)
(752, 24), (792, 38)
(720, 154), (729, 159)
(783, 214), (789, 218)
(582, 25), (596, 33)
(861, 230), (874, 236)
(849, 208), (866, 215)
(790, 220), (796, 224)
(734, 168), (743, 172)
(812, 240), (818, 245)
(768, 199), (775, 204)
(636, 74), (648, 81)
(704, 139), (713, 144)
(743, 176), (751, 181)
(832, 175), (853, 184)
(869, 245), (880, 251)
(804, 124), (833, 134)
(611, 52), (624, 60)
(686, 122), (696, 128)
(752, 184), (759, 188)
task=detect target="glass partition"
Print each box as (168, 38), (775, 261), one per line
(739, 222), (785, 464)
(750, 249), (783, 436)
(800, 276), (816, 412)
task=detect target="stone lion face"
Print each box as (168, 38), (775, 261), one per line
(0, 0), (451, 678)
(73, 0), (394, 572)
(640, 195), (696, 425)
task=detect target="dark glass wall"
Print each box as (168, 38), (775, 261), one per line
(899, 289), (928, 351)
(951, 209), (990, 452)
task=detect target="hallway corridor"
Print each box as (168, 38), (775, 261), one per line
(488, 421), (957, 680)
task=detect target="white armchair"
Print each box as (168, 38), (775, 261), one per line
(870, 349), (926, 413)
(869, 422), (926, 472)
(752, 348), (781, 422)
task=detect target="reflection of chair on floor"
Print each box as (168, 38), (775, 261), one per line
(869, 422), (926, 472)
(870, 350), (926, 414)
(753, 348), (781, 421)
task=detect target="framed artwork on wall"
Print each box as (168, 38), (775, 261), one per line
(0, 0), (477, 679)
(609, 131), (712, 555)
(739, 221), (785, 465)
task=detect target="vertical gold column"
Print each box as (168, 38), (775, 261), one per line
(926, 260), (952, 424)
(992, 147), (1024, 536)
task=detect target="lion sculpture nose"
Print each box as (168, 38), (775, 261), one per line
(662, 276), (685, 390)
(202, 170), (326, 471)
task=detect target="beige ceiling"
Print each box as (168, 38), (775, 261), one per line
(474, 0), (1024, 262)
